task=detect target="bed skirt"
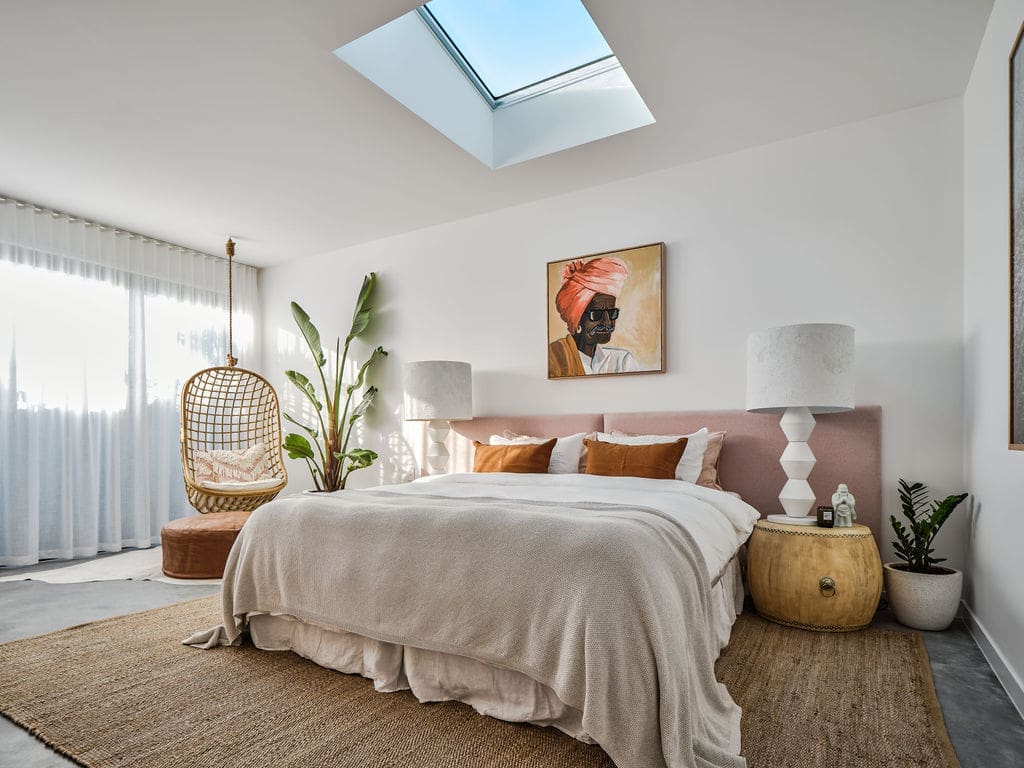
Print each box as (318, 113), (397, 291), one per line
(247, 556), (744, 743)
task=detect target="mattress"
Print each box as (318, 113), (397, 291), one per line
(247, 555), (744, 744)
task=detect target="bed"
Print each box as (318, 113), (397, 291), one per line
(188, 408), (882, 768)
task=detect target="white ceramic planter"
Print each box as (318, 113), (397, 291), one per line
(883, 563), (963, 631)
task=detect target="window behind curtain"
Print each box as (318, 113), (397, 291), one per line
(0, 200), (260, 566)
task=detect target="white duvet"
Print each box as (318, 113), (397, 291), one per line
(377, 472), (758, 585)
(190, 472), (761, 768)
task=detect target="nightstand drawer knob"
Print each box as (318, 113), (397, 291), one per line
(819, 577), (836, 598)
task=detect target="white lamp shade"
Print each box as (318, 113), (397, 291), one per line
(746, 324), (854, 414)
(402, 361), (473, 421)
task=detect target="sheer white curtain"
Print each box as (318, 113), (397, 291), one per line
(0, 198), (260, 566)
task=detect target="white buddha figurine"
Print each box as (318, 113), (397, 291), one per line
(832, 484), (856, 528)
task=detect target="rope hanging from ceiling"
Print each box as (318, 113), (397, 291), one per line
(178, 239), (288, 515)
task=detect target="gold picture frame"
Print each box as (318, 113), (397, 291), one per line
(546, 242), (666, 380)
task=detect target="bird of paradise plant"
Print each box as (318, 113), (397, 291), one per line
(283, 273), (387, 491)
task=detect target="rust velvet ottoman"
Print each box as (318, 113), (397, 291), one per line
(161, 510), (253, 579)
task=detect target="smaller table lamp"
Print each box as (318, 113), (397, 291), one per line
(746, 324), (854, 524)
(402, 360), (473, 474)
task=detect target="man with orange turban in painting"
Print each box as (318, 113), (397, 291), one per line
(548, 256), (639, 378)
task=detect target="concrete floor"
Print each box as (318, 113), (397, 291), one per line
(0, 564), (1022, 767)
(873, 607), (1024, 767)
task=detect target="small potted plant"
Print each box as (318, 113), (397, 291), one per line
(884, 479), (968, 631)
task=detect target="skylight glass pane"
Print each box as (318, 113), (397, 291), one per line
(425, 0), (613, 99)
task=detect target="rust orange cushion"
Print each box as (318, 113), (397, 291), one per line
(473, 439), (556, 473)
(583, 438), (687, 480)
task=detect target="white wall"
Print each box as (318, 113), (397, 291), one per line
(261, 98), (966, 565)
(963, 0), (1024, 712)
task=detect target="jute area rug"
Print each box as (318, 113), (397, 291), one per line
(0, 596), (959, 768)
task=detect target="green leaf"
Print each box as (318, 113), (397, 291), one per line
(346, 273), (377, 340)
(334, 448), (378, 469)
(336, 448), (378, 481)
(285, 370), (322, 412)
(353, 273), (376, 320)
(284, 433), (316, 461)
(346, 347), (388, 396)
(931, 493), (968, 529)
(291, 302), (326, 368)
(349, 386), (377, 424)
(283, 412), (318, 439)
(348, 309), (371, 340)
(898, 479), (929, 524)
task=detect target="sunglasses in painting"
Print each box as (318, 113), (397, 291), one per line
(585, 308), (620, 322)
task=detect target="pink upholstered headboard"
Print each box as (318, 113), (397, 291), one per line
(447, 415), (604, 479)
(450, 414), (604, 444)
(604, 407), (882, 540)
(449, 407), (882, 541)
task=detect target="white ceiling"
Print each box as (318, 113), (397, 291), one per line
(0, 0), (992, 267)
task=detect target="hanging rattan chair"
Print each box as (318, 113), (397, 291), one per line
(179, 240), (287, 514)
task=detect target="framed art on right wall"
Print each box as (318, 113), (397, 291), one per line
(1010, 21), (1024, 448)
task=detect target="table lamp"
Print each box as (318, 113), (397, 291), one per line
(746, 324), (854, 524)
(402, 360), (473, 474)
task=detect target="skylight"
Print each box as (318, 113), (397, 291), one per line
(334, 2), (654, 168)
(421, 0), (614, 103)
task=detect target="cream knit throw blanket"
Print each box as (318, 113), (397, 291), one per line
(186, 491), (745, 768)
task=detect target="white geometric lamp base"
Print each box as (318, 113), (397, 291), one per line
(779, 440), (815, 480)
(767, 479), (818, 525)
(767, 406), (819, 526)
(425, 419), (451, 474)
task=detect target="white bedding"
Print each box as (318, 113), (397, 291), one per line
(378, 473), (756, 585)
(190, 472), (760, 768)
(247, 555), (745, 743)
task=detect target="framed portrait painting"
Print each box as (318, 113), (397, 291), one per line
(547, 243), (665, 379)
(1011, 23), (1024, 448)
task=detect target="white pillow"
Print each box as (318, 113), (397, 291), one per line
(596, 427), (710, 483)
(488, 432), (586, 474)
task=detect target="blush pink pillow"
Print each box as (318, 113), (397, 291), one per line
(697, 431), (726, 490)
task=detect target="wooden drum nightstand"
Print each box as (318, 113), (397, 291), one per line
(748, 520), (883, 631)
